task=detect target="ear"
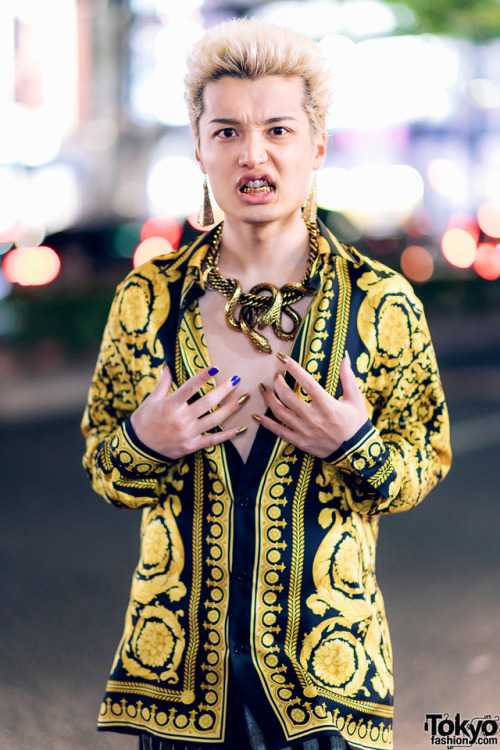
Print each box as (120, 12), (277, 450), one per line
(195, 147), (207, 174)
(312, 130), (327, 170)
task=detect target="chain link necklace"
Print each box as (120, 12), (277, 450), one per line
(203, 221), (319, 354)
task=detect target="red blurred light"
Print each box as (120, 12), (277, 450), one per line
(447, 215), (480, 242)
(477, 203), (500, 239)
(473, 242), (500, 280)
(133, 237), (173, 268)
(141, 216), (182, 248)
(400, 245), (434, 283)
(2, 246), (61, 286)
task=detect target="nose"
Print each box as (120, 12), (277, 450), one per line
(238, 136), (267, 168)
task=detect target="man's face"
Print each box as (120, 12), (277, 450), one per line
(196, 76), (326, 227)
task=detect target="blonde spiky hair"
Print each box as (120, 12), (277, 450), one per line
(184, 17), (332, 141)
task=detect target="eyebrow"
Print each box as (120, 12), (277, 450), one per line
(207, 116), (298, 126)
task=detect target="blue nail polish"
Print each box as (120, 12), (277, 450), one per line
(208, 367), (219, 376)
(231, 375), (241, 387)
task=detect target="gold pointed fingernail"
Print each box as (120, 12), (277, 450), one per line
(259, 383), (266, 394)
(251, 413), (261, 423)
(235, 426), (247, 435)
(238, 393), (250, 406)
(276, 352), (288, 364)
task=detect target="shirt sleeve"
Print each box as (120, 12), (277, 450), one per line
(81, 278), (178, 510)
(326, 289), (451, 515)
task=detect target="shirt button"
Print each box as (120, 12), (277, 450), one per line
(238, 496), (251, 507)
(234, 644), (245, 655)
(236, 570), (249, 581)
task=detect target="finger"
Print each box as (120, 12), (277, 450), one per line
(150, 363), (173, 399)
(174, 366), (220, 403)
(199, 424), (248, 450)
(252, 412), (300, 446)
(272, 374), (309, 415)
(261, 382), (303, 430)
(197, 392), (249, 432)
(190, 374), (241, 418)
(276, 353), (324, 399)
(339, 353), (362, 402)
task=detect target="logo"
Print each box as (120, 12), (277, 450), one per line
(424, 713), (500, 747)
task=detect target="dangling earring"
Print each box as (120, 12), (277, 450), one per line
(199, 175), (215, 227)
(303, 170), (318, 224)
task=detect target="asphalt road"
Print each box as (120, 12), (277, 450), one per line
(1, 310), (499, 750)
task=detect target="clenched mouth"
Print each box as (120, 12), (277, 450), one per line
(240, 179), (275, 194)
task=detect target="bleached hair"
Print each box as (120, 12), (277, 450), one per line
(184, 17), (332, 141)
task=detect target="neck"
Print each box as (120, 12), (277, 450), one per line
(217, 212), (311, 287)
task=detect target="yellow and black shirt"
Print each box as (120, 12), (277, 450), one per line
(81, 221), (451, 750)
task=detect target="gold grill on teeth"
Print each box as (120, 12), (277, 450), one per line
(241, 179), (274, 194)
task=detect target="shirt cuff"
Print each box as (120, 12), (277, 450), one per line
(110, 419), (175, 476)
(325, 420), (396, 497)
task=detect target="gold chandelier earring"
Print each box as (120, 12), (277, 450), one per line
(303, 170), (318, 224)
(199, 175), (215, 227)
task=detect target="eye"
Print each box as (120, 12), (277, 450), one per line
(216, 127), (237, 139)
(270, 126), (289, 136)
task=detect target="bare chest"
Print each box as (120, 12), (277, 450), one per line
(198, 290), (311, 462)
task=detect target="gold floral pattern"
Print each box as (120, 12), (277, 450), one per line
(142, 519), (170, 567)
(334, 536), (361, 584)
(376, 302), (410, 358)
(119, 277), (152, 336)
(136, 621), (175, 667)
(312, 639), (356, 687)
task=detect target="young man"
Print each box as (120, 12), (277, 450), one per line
(82, 18), (451, 750)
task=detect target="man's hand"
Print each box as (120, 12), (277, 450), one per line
(254, 352), (368, 458)
(130, 366), (247, 459)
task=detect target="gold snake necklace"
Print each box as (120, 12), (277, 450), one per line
(203, 221), (319, 354)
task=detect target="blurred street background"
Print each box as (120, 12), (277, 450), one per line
(1, 0), (499, 748)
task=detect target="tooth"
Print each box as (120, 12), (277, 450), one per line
(245, 179), (269, 189)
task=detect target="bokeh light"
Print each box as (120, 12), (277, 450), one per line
(441, 228), (477, 268)
(428, 159), (467, 200)
(14, 223), (46, 249)
(465, 78), (500, 110)
(400, 245), (434, 283)
(473, 242), (500, 280)
(27, 166), (80, 233)
(325, 164), (424, 234)
(477, 203), (500, 238)
(130, 14), (203, 127)
(147, 155), (203, 218)
(0, 166), (80, 239)
(336, 0), (398, 38)
(447, 214), (480, 242)
(328, 34), (459, 131)
(141, 217), (182, 248)
(133, 237), (173, 268)
(3, 246), (61, 286)
(317, 167), (350, 213)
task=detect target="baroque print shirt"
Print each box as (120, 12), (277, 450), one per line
(81, 221), (451, 750)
